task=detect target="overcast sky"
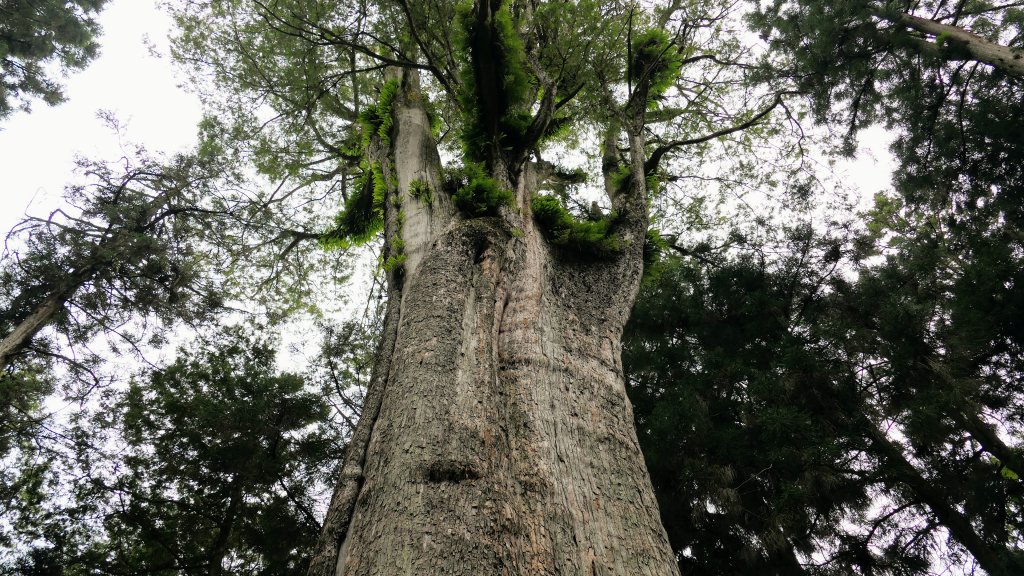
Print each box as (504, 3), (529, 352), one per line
(0, 0), (202, 236)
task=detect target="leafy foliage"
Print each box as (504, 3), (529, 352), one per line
(0, 0), (110, 118)
(631, 28), (683, 101)
(9, 0), (1024, 573)
(626, 199), (1024, 574)
(322, 163), (386, 248)
(3, 326), (344, 575)
(447, 162), (514, 217)
(454, 0), (533, 165)
(531, 194), (621, 258)
(357, 78), (400, 150)
(749, 0), (1024, 209)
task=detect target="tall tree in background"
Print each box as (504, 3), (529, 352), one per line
(4, 326), (351, 575)
(749, 0), (1024, 210)
(0, 0), (111, 119)
(626, 205), (1024, 575)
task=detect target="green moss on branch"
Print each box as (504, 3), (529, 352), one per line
(631, 29), (682, 102)
(531, 194), (622, 258)
(321, 162), (386, 248)
(447, 163), (514, 217)
(455, 0), (533, 164)
(358, 78), (400, 150)
(610, 164), (660, 196)
(409, 179), (433, 206)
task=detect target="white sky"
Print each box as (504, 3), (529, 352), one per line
(0, 0), (202, 236)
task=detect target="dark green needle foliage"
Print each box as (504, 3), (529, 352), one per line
(749, 0), (1024, 226)
(8, 327), (339, 575)
(0, 0), (111, 119)
(624, 245), (873, 576)
(625, 204), (1024, 574)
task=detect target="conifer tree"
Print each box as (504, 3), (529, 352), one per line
(0, 0), (111, 118)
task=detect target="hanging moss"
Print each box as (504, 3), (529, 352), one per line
(455, 0), (533, 164)
(322, 79), (404, 250)
(643, 227), (668, 269)
(321, 162), (386, 248)
(358, 78), (401, 150)
(631, 29), (682, 102)
(531, 194), (622, 258)
(447, 162), (514, 217)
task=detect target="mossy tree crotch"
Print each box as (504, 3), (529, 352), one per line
(309, 2), (681, 574)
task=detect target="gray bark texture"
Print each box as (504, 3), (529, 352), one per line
(311, 69), (680, 576)
(892, 12), (1024, 77)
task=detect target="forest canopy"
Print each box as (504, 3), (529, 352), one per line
(1, 0), (1022, 575)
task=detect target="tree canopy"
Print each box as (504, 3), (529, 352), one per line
(0, 0), (111, 119)
(1, 0), (1023, 574)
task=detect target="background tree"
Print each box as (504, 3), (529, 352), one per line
(624, 194), (1024, 574)
(0, 0), (111, 119)
(749, 0), (1024, 219)
(2, 325), (357, 575)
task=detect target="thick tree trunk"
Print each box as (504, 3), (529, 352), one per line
(312, 69), (679, 576)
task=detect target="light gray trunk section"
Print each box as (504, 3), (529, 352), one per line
(894, 12), (1024, 76)
(391, 74), (454, 279)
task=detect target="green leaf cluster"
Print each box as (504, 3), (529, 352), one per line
(455, 0), (533, 164)
(447, 162), (514, 217)
(0, 0), (110, 119)
(610, 164), (660, 196)
(531, 194), (621, 258)
(2, 326), (343, 575)
(322, 162), (386, 248)
(642, 228), (667, 271)
(358, 78), (400, 150)
(409, 178), (433, 206)
(631, 28), (683, 101)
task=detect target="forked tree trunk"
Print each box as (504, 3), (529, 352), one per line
(309, 69), (679, 576)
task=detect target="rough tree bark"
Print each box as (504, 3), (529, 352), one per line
(894, 12), (1024, 77)
(308, 59), (679, 575)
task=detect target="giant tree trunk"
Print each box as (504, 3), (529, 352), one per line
(310, 68), (679, 576)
